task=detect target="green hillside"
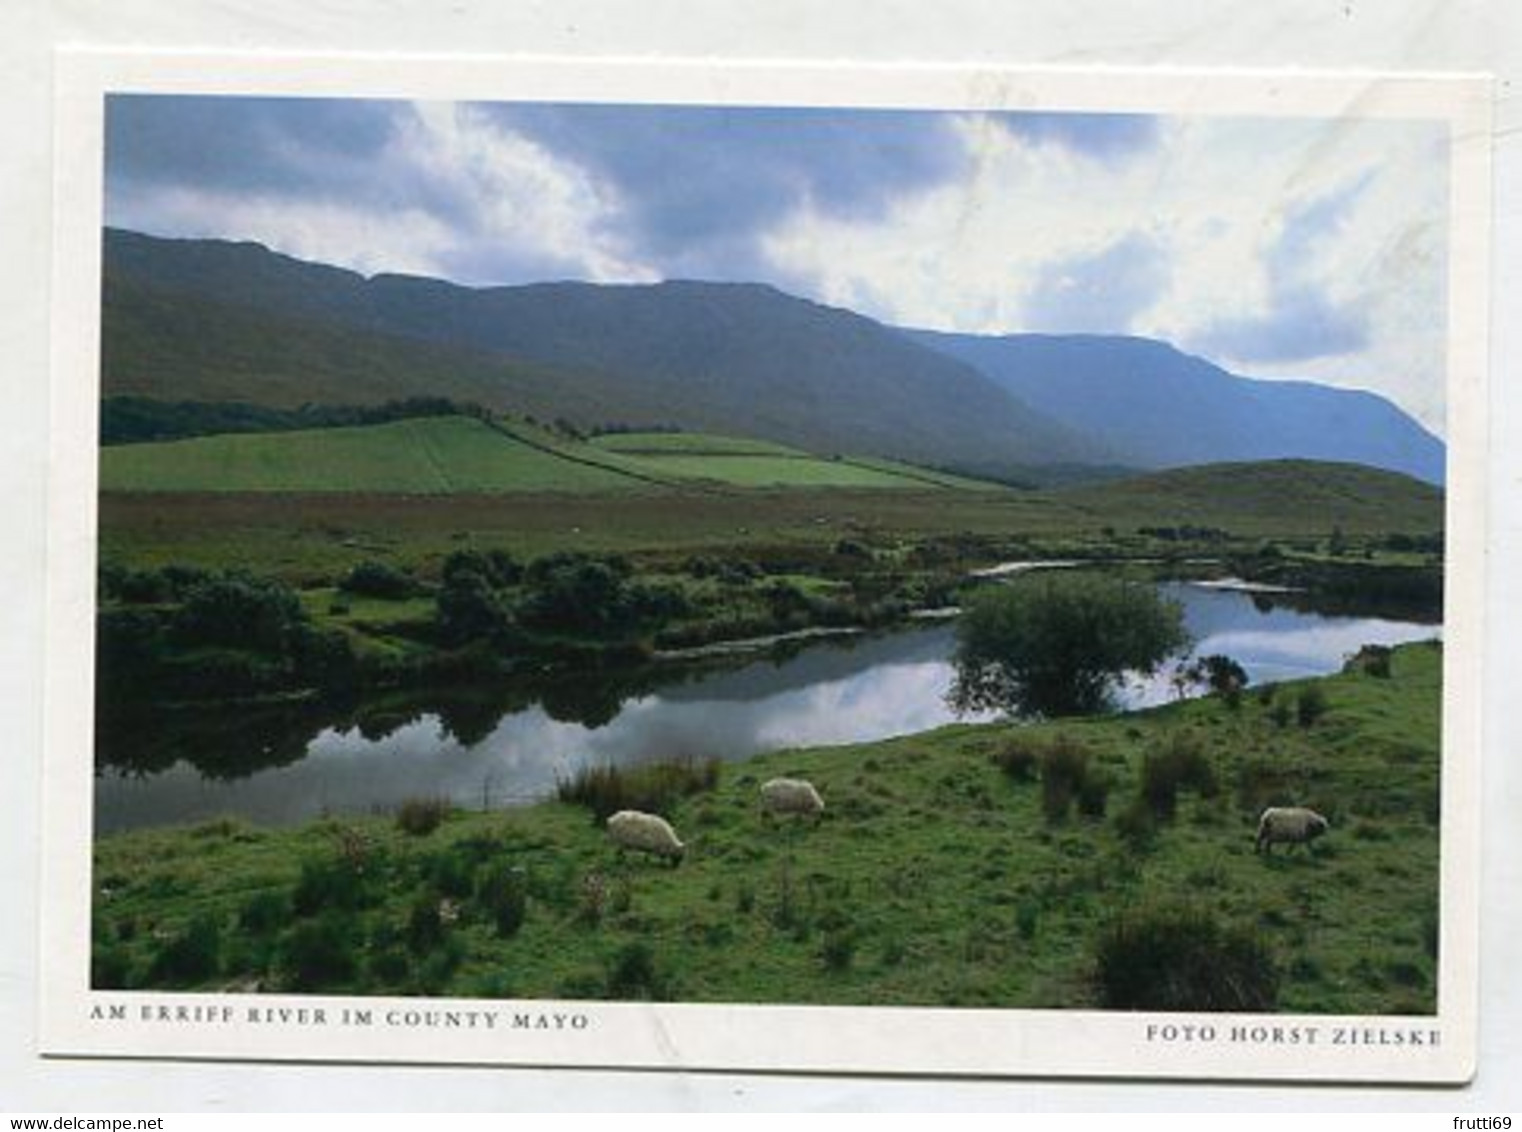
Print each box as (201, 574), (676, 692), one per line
(98, 417), (1015, 496)
(99, 417), (655, 495)
(839, 455), (1012, 491)
(94, 642), (1441, 1013)
(590, 432), (811, 458)
(1057, 459), (1445, 535)
(103, 230), (1115, 478)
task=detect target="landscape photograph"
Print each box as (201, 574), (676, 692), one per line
(88, 91), (1450, 1019)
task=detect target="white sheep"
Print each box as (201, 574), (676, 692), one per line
(760, 777), (825, 821)
(606, 809), (685, 866)
(1255, 806), (1330, 855)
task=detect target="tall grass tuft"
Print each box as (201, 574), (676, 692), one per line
(1141, 731), (1219, 821)
(991, 737), (1040, 782)
(605, 941), (665, 1000)
(147, 914), (222, 986)
(475, 861), (529, 937)
(556, 756), (720, 825)
(395, 796), (452, 837)
(280, 911), (358, 990)
(1039, 735), (1093, 823)
(1095, 903), (1279, 1011)
(1296, 685), (1330, 728)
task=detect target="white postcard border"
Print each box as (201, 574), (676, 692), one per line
(39, 48), (1492, 1083)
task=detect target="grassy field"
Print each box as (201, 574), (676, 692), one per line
(95, 486), (1067, 579)
(590, 431), (812, 457)
(100, 418), (1012, 495)
(99, 475), (1443, 585)
(92, 641), (1440, 1012)
(99, 417), (664, 495)
(1057, 459), (1444, 532)
(607, 453), (936, 489)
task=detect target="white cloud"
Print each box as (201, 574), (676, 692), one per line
(398, 103), (657, 284)
(106, 101), (660, 288)
(761, 113), (1450, 435)
(107, 183), (461, 278)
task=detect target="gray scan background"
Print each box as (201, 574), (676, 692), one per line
(2, 0), (1519, 1112)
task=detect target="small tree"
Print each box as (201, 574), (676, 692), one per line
(435, 568), (513, 647)
(949, 576), (1189, 718)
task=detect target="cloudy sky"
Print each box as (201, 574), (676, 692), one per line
(104, 95), (1451, 434)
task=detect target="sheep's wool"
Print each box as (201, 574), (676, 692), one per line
(1255, 806), (1329, 852)
(607, 809), (685, 860)
(760, 777), (825, 816)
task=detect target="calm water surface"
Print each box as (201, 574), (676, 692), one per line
(95, 583), (1439, 834)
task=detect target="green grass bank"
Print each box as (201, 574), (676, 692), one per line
(93, 641), (1442, 1013)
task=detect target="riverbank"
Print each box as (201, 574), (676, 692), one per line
(93, 640), (1442, 1013)
(97, 531), (1443, 717)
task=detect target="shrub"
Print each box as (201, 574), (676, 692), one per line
(555, 756), (720, 825)
(949, 575), (1189, 718)
(991, 737), (1040, 782)
(576, 871), (609, 927)
(518, 552), (639, 636)
(435, 568), (513, 647)
(1095, 904), (1279, 1011)
(1344, 644), (1393, 679)
(1040, 735), (1092, 823)
(395, 796), (452, 837)
(412, 938), (464, 995)
(92, 943), (132, 989)
(341, 560), (419, 600)
(1197, 654), (1248, 696)
(171, 573), (307, 654)
(1141, 732), (1219, 821)
(1075, 771), (1111, 819)
(1268, 699), (1293, 729)
(147, 914), (222, 986)
(424, 850), (476, 899)
(1236, 759), (1294, 816)
(1113, 799), (1158, 851)
(1296, 685), (1330, 728)
(238, 890), (291, 936)
(605, 941), (665, 1000)
(820, 928), (857, 972)
(282, 912), (358, 990)
(442, 549), (521, 589)
(292, 854), (371, 916)
(475, 861), (529, 937)
(368, 944), (411, 986)
(405, 893), (446, 956)
(1015, 900), (1040, 941)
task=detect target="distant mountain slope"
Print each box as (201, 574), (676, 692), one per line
(1055, 458), (1444, 533)
(906, 330), (1445, 485)
(102, 229), (1113, 479)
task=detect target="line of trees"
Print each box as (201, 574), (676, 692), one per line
(100, 396), (491, 446)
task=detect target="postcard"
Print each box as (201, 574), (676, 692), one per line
(39, 48), (1489, 1081)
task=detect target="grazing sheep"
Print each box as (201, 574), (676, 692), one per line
(760, 777), (825, 821)
(1255, 806), (1330, 855)
(606, 809), (685, 866)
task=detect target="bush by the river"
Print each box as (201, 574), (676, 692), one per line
(342, 560), (421, 600)
(950, 574), (1188, 718)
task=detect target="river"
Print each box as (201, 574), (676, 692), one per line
(94, 581), (1439, 834)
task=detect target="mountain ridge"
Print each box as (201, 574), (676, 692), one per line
(100, 228), (1444, 486)
(102, 228), (1110, 480)
(904, 328), (1445, 485)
